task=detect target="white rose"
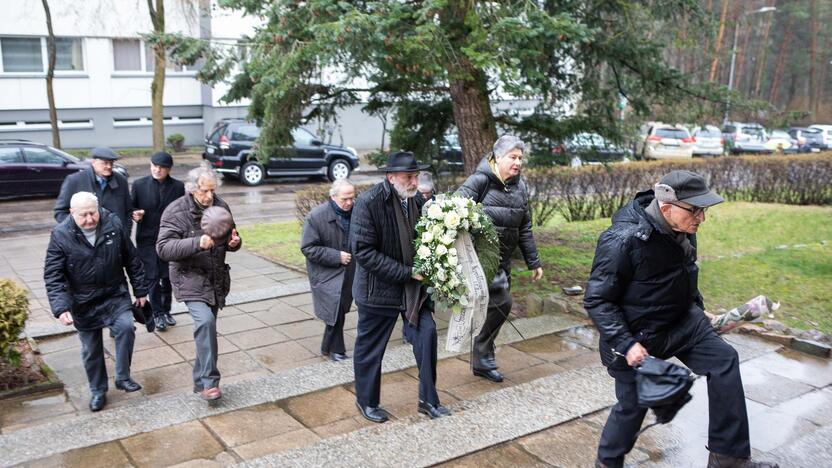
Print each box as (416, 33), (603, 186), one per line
(448, 255), (458, 266)
(421, 231), (434, 243)
(449, 248), (457, 256)
(417, 245), (431, 259)
(444, 212), (460, 229)
(427, 203), (444, 220)
(436, 244), (448, 256)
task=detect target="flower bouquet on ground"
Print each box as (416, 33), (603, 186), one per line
(708, 295), (779, 334)
(413, 194), (500, 352)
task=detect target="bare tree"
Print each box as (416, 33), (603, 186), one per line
(42, 0), (60, 148)
(148, 0), (166, 151)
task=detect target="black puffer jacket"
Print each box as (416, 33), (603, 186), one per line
(43, 208), (147, 330)
(457, 157), (541, 272)
(583, 190), (705, 369)
(350, 179), (425, 312)
(54, 166), (133, 231)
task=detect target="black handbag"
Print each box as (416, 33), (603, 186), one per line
(635, 356), (696, 425)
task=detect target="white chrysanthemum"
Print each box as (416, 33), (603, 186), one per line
(417, 245), (431, 259)
(436, 268), (446, 282)
(440, 232), (456, 245)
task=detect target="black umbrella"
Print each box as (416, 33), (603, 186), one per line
(131, 301), (155, 333)
(635, 356), (696, 432)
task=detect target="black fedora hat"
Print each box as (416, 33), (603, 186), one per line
(381, 151), (430, 173)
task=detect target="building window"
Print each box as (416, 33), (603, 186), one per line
(1, 37), (43, 72)
(113, 39), (142, 71)
(0, 36), (84, 73)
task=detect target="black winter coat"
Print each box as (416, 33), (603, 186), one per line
(54, 166), (133, 230)
(43, 208), (148, 331)
(583, 190), (705, 370)
(350, 179), (425, 312)
(131, 175), (185, 279)
(156, 194), (241, 308)
(457, 157), (541, 272)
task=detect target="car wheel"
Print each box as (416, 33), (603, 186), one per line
(240, 160), (265, 186)
(328, 159), (351, 181)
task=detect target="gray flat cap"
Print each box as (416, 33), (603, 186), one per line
(90, 147), (120, 161)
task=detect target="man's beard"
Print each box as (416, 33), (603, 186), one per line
(392, 181), (417, 199)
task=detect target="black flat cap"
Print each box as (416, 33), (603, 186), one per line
(151, 151), (174, 168)
(90, 147), (120, 161)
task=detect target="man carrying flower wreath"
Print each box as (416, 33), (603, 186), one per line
(350, 151), (452, 423)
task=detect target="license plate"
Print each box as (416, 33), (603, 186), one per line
(207, 147), (215, 154)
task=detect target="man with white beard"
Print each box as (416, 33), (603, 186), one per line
(350, 151), (451, 422)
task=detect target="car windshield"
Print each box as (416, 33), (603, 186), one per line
(655, 128), (689, 139)
(742, 126), (764, 137)
(51, 148), (80, 163)
(230, 124), (261, 141)
(697, 128), (721, 138)
(444, 133), (460, 147)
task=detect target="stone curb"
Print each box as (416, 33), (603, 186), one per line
(737, 326), (832, 359)
(239, 365), (617, 468)
(0, 314), (582, 466)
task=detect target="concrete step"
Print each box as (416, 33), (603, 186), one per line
(0, 314), (584, 466)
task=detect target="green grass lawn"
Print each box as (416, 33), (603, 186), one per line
(240, 202), (832, 333)
(512, 202), (832, 334)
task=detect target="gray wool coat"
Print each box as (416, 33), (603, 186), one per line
(301, 202), (354, 326)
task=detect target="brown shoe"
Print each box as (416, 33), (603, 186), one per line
(200, 387), (221, 401)
(708, 452), (779, 468)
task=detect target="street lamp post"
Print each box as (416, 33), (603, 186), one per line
(724, 6), (777, 124)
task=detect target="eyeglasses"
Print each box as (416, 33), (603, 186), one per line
(670, 203), (707, 217)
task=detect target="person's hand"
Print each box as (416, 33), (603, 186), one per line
(199, 234), (215, 250)
(132, 209), (145, 222)
(531, 267), (544, 282)
(136, 296), (148, 307)
(340, 251), (352, 265)
(58, 311), (73, 326)
(412, 272), (424, 282)
(227, 229), (241, 249)
(626, 342), (649, 367)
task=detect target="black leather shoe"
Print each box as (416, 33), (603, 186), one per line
(708, 452), (779, 468)
(330, 352), (349, 362)
(154, 316), (167, 331)
(418, 401), (451, 419)
(115, 378), (142, 392)
(193, 385), (203, 394)
(473, 368), (504, 383)
(164, 314), (177, 326)
(89, 393), (106, 412)
(355, 401), (389, 423)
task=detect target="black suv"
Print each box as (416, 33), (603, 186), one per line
(202, 119), (360, 186)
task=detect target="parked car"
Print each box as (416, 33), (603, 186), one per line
(435, 133), (464, 172)
(722, 122), (771, 154)
(636, 124), (694, 160)
(764, 130), (797, 153)
(552, 132), (631, 166)
(202, 119), (360, 185)
(690, 125), (724, 157)
(0, 139), (128, 199)
(788, 127), (824, 152)
(808, 124), (832, 150)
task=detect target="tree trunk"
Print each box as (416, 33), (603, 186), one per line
(769, 16), (794, 106)
(149, 0), (166, 152)
(752, 0), (776, 97)
(809, 0), (819, 116)
(734, 20), (751, 95)
(702, 0), (714, 81)
(42, 0), (60, 149)
(709, 0), (731, 82)
(448, 62), (496, 174)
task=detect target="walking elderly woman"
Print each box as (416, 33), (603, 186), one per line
(301, 179), (357, 361)
(457, 135), (544, 383)
(156, 166), (242, 401)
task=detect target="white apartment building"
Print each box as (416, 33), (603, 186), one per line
(0, 0), (383, 149)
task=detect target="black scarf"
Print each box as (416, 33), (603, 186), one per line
(329, 199), (352, 237)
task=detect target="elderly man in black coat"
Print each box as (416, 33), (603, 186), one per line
(457, 135), (543, 383)
(54, 147), (133, 230)
(44, 191), (148, 412)
(301, 179), (356, 361)
(131, 152), (185, 331)
(350, 151), (451, 423)
(584, 171), (777, 468)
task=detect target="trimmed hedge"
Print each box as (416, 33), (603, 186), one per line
(524, 154), (832, 224)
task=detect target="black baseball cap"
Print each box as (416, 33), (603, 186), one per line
(90, 147), (120, 161)
(658, 170), (724, 207)
(151, 151), (174, 168)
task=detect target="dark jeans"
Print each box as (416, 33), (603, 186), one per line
(148, 277), (172, 319)
(597, 325), (750, 467)
(353, 304), (439, 407)
(78, 308), (135, 395)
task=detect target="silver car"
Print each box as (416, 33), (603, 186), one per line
(691, 125), (724, 157)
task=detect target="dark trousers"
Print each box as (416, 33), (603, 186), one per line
(597, 330), (750, 467)
(321, 301), (348, 355)
(77, 309), (135, 395)
(353, 305), (439, 407)
(148, 276), (173, 319)
(473, 272), (513, 369)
